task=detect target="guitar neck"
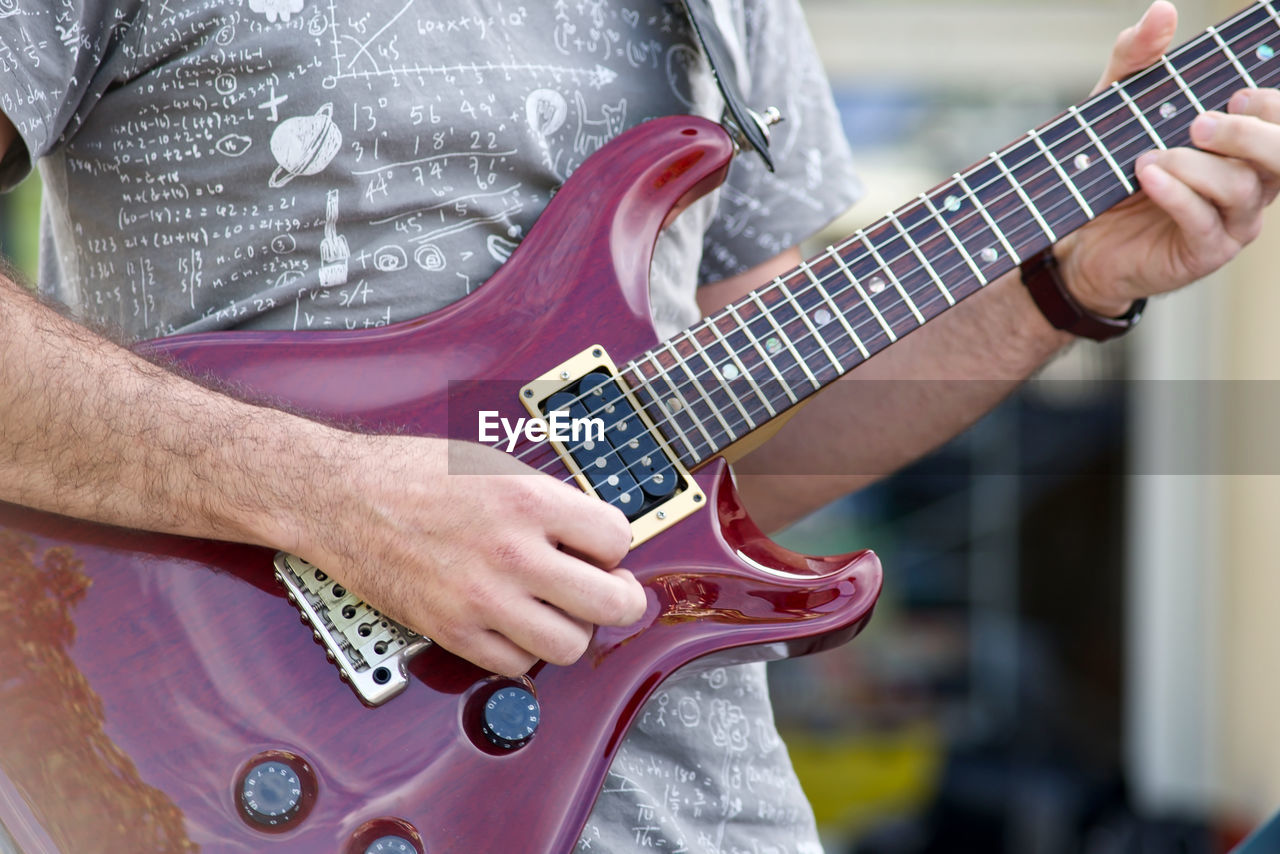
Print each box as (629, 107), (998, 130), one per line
(622, 0), (1280, 469)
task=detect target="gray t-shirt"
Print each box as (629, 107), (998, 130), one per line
(0, 1), (859, 850)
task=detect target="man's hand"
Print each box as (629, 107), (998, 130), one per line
(282, 435), (647, 678)
(1058, 0), (1280, 316)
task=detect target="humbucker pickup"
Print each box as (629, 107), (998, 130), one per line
(274, 553), (431, 706)
(520, 346), (704, 546)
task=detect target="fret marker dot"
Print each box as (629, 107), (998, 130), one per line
(943, 195), (962, 212)
(1258, 44), (1275, 61)
(765, 337), (782, 354)
(1073, 153), (1091, 171)
(980, 247), (998, 264)
(666, 397), (683, 412)
(619, 492), (631, 504)
(868, 277), (887, 294)
(720, 362), (741, 380)
(814, 308), (833, 326)
(1159, 102), (1177, 120)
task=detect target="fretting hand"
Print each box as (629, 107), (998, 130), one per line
(1058, 0), (1280, 317)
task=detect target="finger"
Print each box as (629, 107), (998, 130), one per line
(498, 598), (595, 667)
(448, 627), (540, 678)
(1189, 110), (1280, 199)
(1137, 147), (1264, 239)
(1210, 93), (1280, 196)
(1228, 88), (1280, 124)
(545, 485), (633, 568)
(1136, 162), (1238, 262)
(1093, 1), (1179, 94)
(526, 551), (647, 626)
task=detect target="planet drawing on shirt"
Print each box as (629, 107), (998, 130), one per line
(269, 103), (342, 188)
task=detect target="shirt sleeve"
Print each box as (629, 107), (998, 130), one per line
(699, 0), (863, 282)
(0, 1), (142, 191)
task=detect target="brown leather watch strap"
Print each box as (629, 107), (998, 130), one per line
(1020, 249), (1146, 341)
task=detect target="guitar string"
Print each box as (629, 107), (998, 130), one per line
(501, 6), (1277, 488)
(514, 8), (1280, 489)
(515, 12), (1280, 491)
(513, 0), (1276, 467)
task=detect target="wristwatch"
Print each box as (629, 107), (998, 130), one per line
(1020, 248), (1146, 341)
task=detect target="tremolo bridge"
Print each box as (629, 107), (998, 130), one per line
(274, 552), (430, 706)
(520, 345), (703, 546)
(278, 346), (703, 706)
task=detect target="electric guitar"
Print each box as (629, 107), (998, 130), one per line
(2, 3), (1277, 851)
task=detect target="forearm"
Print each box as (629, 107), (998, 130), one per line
(732, 266), (1072, 532)
(0, 272), (333, 548)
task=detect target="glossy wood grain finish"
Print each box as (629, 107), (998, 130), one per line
(0, 116), (882, 854)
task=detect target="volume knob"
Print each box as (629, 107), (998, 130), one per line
(239, 760), (303, 828)
(480, 686), (540, 750)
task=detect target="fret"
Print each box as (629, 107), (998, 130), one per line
(727, 302), (798, 405)
(629, 359), (699, 462)
(1068, 106), (1134, 193)
(888, 211), (955, 306)
(827, 246), (896, 343)
(1217, 5), (1280, 92)
(954, 172), (1021, 265)
(1210, 25), (1260, 88)
(1266, 0), (1280, 31)
(685, 327), (754, 435)
(1127, 61), (1197, 149)
(1032, 109), (1131, 218)
(777, 277), (845, 377)
(1111, 81), (1167, 149)
(1159, 55), (1206, 112)
(1029, 127), (1094, 220)
(655, 345), (719, 451)
(706, 314), (778, 419)
(673, 336), (740, 442)
(749, 292), (820, 390)
(1168, 29), (1246, 121)
(802, 260), (870, 358)
(920, 193), (987, 286)
(991, 148), (1057, 243)
(858, 233), (926, 326)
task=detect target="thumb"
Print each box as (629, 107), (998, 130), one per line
(1092, 1), (1180, 95)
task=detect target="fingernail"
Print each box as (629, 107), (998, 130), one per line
(1192, 113), (1219, 144)
(1230, 90), (1253, 113)
(1135, 151), (1158, 172)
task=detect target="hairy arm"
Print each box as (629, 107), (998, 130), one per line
(0, 116), (645, 677)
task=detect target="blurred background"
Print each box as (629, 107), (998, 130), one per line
(768, 1), (1280, 852)
(1, 1), (1276, 852)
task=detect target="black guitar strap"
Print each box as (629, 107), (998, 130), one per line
(676, 0), (776, 171)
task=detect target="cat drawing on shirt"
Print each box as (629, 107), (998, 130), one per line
(573, 91), (627, 157)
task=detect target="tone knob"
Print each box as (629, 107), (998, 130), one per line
(480, 685), (541, 750)
(364, 835), (417, 854)
(239, 760), (304, 828)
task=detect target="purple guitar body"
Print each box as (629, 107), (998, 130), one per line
(0, 116), (882, 854)
(6, 3), (1276, 844)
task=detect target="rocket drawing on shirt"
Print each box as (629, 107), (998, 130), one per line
(319, 189), (350, 287)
